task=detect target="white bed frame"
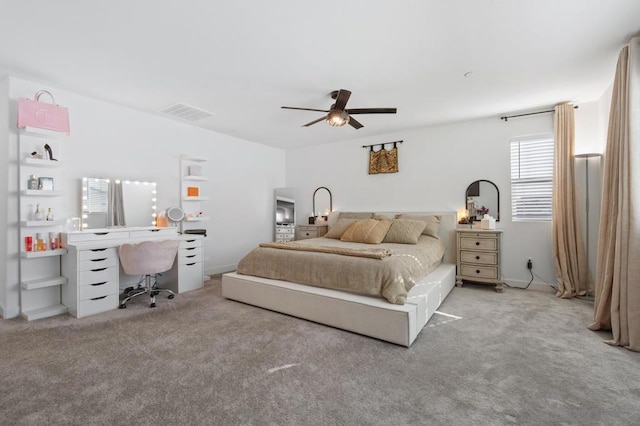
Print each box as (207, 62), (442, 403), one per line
(222, 212), (457, 347)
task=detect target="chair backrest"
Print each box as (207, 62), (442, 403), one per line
(118, 240), (181, 275)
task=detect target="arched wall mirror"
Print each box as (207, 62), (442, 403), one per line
(465, 180), (500, 221)
(312, 187), (333, 219)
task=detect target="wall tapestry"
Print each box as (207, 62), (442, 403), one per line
(365, 141), (402, 174)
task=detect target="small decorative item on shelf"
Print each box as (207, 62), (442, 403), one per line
(30, 151), (43, 159)
(43, 144), (57, 161)
(49, 232), (59, 250)
(27, 174), (38, 190)
(45, 207), (54, 221)
(187, 186), (199, 197)
(38, 177), (54, 191)
(25, 236), (33, 252)
(36, 233), (46, 251)
(33, 203), (43, 221)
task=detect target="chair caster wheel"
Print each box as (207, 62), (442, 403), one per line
(152, 291), (159, 296)
(168, 294), (175, 299)
(119, 304), (127, 309)
(124, 287), (134, 294)
(150, 303), (156, 308)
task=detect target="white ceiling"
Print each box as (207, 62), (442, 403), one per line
(1, 1), (638, 149)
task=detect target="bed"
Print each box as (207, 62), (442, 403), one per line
(222, 211), (457, 346)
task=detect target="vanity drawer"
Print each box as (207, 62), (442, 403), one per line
(180, 246), (202, 257)
(460, 251), (497, 265)
(67, 231), (129, 243)
(181, 238), (202, 249)
(179, 252), (203, 265)
(77, 294), (118, 317)
(178, 262), (203, 292)
(460, 264), (498, 280)
(79, 280), (117, 300)
(80, 256), (117, 271)
(79, 247), (118, 261)
(80, 266), (117, 285)
(460, 237), (497, 251)
(276, 233), (294, 241)
(129, 228), (177, 239)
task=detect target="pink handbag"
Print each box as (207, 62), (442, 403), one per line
(17, 90), (70, 134)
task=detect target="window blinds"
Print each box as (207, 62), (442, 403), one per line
(510, 137), (554, 221)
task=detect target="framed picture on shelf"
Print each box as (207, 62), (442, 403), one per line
(38, 177), (54, 191)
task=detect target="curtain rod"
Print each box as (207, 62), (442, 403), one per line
(362, 140), (403, 149)
(500, 105), (578, 122)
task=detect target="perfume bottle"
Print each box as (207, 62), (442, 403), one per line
(27, 174), (38, 190)
(33, 204), (43, 221)
(49, 232), (59, 250)
(45, 207), (54, 221)
(36, 233), (46, 251)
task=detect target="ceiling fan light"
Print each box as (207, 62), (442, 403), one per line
(326, 110), (349, 127)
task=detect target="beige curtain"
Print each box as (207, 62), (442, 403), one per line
(588, 37), (640, 352)
(552, 104), (591, 298)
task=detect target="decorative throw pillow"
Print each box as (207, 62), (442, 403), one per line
(340, 219), (392, 244)
(395, 214), (441, 239)
(325, 218), (358, 239)
(373, 214), (393, 221)
(338, 212), (374, 220)
(382, 219), (427, 244)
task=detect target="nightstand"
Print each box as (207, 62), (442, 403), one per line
(455, 228), (503, 292)
(296, 224), (328, 240)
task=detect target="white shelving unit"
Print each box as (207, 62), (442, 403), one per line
(179, 156), (209, 233)
(17, 127), (69, 320)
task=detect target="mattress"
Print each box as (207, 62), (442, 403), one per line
(236, 235), (446, 304)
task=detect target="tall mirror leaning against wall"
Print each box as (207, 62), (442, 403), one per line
(465, 180), (499, 222)
(82, 177), (157, 229)
(274, 187), (295, 242)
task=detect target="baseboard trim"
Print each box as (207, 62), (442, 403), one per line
(206, 264), (237, 276)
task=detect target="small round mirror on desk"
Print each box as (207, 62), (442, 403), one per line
(166, 207), (185, 231)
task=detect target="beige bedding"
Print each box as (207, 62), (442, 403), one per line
(236, 235), (445, 304)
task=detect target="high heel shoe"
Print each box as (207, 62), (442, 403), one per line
(44, 144), (57, 161)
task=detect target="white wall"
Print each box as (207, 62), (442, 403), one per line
(2, 76), (286, 318)
(287, 103), (607, 289)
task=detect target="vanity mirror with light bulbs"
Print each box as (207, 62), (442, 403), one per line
(81, 177), (158, 229)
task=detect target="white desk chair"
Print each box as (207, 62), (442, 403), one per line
(118, 240), (181, 308)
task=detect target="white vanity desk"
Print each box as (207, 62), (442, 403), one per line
(60, 227), (204, 318)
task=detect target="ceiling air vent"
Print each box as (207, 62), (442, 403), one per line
(160, 102), (216, 121)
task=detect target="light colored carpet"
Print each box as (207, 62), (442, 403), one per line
(1, 277), (638, 425)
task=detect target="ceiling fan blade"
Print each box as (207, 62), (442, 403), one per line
(302, 116), (327, 127)
(282, 106), (330, 113)
(346, 108), (397, 114)
(333, 89), (352, 111)
(348, 116), (364, 129)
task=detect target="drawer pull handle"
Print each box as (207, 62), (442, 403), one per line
(91, 295), (107, 301)
(91, 267), (107, 272)
(186, 247), (195, 251)
(91, 248), (107, 252)
(90, 282), (107, 287)
(476, 270), (480, 274)
(149, 229), (160, 232)
(186, 255), (196, 258)
(91, 258), (107, 262)
(186, 262), (196, 266)
(475, 256), (480, 260)
(475, 242), (480, 246)
(94, 232), (109, 236)
(186, 239), (195, 242)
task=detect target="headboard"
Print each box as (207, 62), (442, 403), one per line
(327, 211), (457, 264)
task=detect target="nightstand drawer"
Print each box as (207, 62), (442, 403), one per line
(460, 264), (498, 279)
(460, 237), (497, 251)
(460, 251), (497, 265)
(299, 229), (319, 238)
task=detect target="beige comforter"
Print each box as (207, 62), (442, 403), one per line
(236, 235), (446, 305)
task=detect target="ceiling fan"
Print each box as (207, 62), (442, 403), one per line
(281, 89), (397, 129)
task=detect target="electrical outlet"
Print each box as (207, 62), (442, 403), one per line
(527, 259), (533, 270)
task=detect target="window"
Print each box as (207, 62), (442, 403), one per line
(510, 136), (554, 221)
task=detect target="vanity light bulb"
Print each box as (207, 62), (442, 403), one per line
(151, 198), (157, 202)
(82, 196), (87, 200)
(115, 180), (121, 184)
(105, 179), (110, 183)
(82, 205), (87, 209)
(82, 223), (88, 228)
(82, 214), (88, 219)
